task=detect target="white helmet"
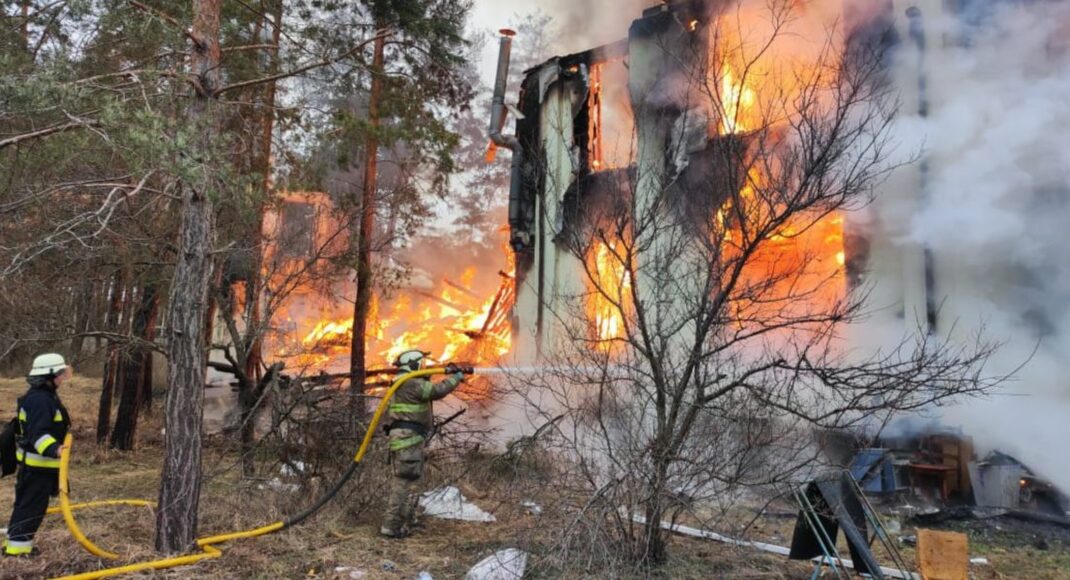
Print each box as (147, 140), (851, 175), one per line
(394, 349), (428, 371)
(29, 353), (67, 377)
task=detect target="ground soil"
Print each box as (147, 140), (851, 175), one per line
(0, 376), (1066, 579)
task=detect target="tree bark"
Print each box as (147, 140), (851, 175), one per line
(155, 0), (220, 554)
(20, 1), (29, 50)
(640, 457), (670, 564)
(96, 270), (128, 445)
(139, 350), (154, 413)
(349, 33), (385, 398)
(110, 283), (159, 450)
(96, 352), (120, 445)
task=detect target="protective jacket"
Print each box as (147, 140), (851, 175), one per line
(15, 377), (69, 470)
(385, 373), (463, 451)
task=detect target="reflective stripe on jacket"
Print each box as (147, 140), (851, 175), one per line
(385, 374), (463, 451)
(15, 446), (60, 469)
(16, 381), (69, 470)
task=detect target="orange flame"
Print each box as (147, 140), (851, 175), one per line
(586, 239), (631, 349)
(276, 232), (516, 386)
(720, 67), (757, 135)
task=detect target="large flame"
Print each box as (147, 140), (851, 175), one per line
(586, 239), (632, 349)
(713, 35), (846, 326)
(272, 232), (515, 392)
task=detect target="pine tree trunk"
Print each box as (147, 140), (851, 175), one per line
(111, 284), (159, 450)
(96, 271), (128, 445)
(139, 351), (154, 413)
(349, 33), (385, 398)
(155, 0), (220, 553)
(96, 352), (120, 445)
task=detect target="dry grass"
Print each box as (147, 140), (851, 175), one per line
(0, 375), (1064, 578)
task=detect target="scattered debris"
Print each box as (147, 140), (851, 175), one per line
(465, 549), (528, 580)
(420, 486), (496, 522)
(884, 517), (902, 535)
(845, 433), (1068, 518)
(899, 535), (917, 546)
(381, 560), (397, 573)
(416, 572), (434, 580)
(970, 557), (990, 566)
(257, 478), (300, 493)
(520, 500), (542, 516)
(281, 460), (307, 477)
(970, 452), (1068, 516)
(333, 567), (367, 579)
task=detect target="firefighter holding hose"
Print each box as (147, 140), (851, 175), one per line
(3, 353), (71, 557)
(380, 350), (470, 538)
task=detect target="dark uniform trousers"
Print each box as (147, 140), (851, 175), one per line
(7, 467), (59, 544)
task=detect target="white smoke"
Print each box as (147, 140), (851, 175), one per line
(871, 2), (1070, 491)
(537, 0), (658, 55)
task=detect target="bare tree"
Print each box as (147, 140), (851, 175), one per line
(508, 1), (1003, 568)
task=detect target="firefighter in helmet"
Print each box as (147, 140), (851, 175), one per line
(380, 349), (469, 538)
(4, 353), (71, 557)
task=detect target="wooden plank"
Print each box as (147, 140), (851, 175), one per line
(916, 529), (968, 580)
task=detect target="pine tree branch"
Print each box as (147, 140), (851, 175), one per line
(0, 118), (101, 151)
(213, 28), (392, 96)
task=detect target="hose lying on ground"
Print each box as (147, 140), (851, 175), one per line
(48, 367), (448, 580)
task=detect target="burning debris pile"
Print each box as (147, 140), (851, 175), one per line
(291, 265), (514, 373)
(253, 192), (514, 395)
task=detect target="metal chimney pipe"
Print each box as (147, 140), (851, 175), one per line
(486, 28), (526, 252)
(489, 29), (517, 141)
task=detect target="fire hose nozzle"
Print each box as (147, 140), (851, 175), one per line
(445, 363), (475, 375)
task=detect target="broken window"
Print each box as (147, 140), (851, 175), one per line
(279, 201), (316, 259)
(588, 59), (636, 171)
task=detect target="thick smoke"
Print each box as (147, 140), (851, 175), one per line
(535, 0), (658, 55)
(869, 2), (1070, 491)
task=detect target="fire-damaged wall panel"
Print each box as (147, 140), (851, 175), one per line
(510, 65), (586, 358)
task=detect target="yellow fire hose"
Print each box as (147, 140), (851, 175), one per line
(47, 367), (451, 580)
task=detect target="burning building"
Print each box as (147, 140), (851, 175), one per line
(494, 0), (852, 361)
(488, 0), (1070, 503)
